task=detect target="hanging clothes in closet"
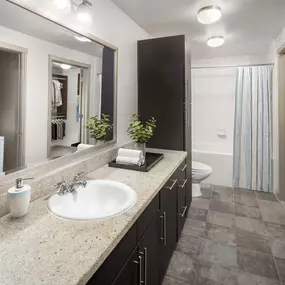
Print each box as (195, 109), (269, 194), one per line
(51, 118), (66, 140)
(51, 80), (63, 107)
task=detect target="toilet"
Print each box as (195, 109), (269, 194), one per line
(192, 161), (212, 197)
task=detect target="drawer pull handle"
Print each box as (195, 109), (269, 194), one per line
(139, 256), (143, 284)
(165, 179), (177, 190)
(144, 247), (147, 285)
(160, 212), (167, 246)
(179, 164), (187, 172)
(179, 206), (188, 218)
(179, 179), (187, 188)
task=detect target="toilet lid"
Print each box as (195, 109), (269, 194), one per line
(192, 161), (212, 171)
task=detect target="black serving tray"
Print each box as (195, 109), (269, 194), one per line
(108, 152), (164, 172)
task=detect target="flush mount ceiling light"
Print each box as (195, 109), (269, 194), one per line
(76, 0), (93, 25)
(197, 5), (222, 25)
(54, 0), (71, 10)
(74, 35), (92, 42)
(207, 36), (225, 47)
(60, 63), (72, 70)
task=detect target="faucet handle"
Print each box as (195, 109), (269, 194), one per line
(73, 171), (85, 182)
(56, 181), (69, 196)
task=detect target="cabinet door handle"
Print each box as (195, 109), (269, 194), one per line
(165, 179), (177, 190)
(138, 256), (143, 284)
(144, 247), (147, 285)
(138, 248), (147, 285)
(179, 164), (187, 172)
(179, 179), (187, 188)
(160, 212), (167, 246)
(179, 206), (188, 218)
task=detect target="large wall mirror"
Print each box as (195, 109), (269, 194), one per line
(0, 1), (117, 176)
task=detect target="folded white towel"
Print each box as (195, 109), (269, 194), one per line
(118, 148), (143, 159)
(116, 156), (143, 166)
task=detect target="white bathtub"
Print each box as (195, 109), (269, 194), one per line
(192, 149), (233, 187)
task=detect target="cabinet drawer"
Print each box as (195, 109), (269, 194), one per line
(137, 193), (159, 241)
(87, 224), (137, 285)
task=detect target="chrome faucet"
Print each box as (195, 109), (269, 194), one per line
(57, 172), (87, 196)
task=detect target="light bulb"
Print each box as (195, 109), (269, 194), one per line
(197, 5), (221, 25)
(61, 64), (71, 70)
(207, 36), (225, 48)
(54, 0), (71, 10)
(74, 35), (92, 42)
(76, 2), (92, 25)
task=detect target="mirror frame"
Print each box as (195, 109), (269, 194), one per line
(3, 0), (118, 169)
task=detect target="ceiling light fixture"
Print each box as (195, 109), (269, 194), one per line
(74, 35), (92, 42)
(197, 5), (222, 25)
(207, 36), (225, 47)
(54, 0), (71, 10)
(76, 0), (93, 25)
(60, 64), (72, 70)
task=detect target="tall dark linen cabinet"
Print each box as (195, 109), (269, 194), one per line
(138, 34), (192, 221)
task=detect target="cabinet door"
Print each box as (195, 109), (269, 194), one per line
(87, 224), (137, 285)
(159, 178), (178, 281)
(112, 250), (139, 285)
(138, 214), (160, 285)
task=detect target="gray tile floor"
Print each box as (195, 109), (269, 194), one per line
(163, 185), (285, 285)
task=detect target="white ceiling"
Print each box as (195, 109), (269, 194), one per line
(0, 1), (104, 58)
(111, 0), (285, 59)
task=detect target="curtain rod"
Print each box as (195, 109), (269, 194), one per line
(191, 63), (274, 70)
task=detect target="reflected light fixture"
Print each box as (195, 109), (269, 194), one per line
(76, 0), (93, 25)
(60, 64), (72, 70)
(207, 36), (225, 47)
(74, 35), (92, 42)
(197, 5), (222, 25)
(54, 0), (71, 10)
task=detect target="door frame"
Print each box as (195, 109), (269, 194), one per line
(0, 41), (27, 168)
(47, 55), (91, 158)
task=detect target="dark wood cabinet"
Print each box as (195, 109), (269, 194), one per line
(87, 166), (187, 285)
(112, 249), (139, 285)
(138, 35), (192, 212)
(138, 214), (161, 285)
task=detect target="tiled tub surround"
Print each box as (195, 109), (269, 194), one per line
(0, 142), (135, 217)
(0, 149), (187, 285)
(164, 185), (285, 285)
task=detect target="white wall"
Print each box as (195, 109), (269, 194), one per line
(192, 67), (236, 154)
(192, 54), (273, 187)
(10, 0), (150, 144)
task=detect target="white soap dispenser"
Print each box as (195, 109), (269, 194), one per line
(7, 178), (32, 218)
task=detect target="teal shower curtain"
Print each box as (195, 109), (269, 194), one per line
(233, 65), (273, 192)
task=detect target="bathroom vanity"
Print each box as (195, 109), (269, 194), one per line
(0, 149), (188, 285)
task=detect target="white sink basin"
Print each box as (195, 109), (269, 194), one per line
(48, 180), (137, 221)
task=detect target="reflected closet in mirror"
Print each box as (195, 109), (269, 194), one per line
(0, 0), (117, 176)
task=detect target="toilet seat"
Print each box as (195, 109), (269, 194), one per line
(192, 161), (212, 173)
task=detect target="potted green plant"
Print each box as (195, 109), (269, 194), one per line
(85, 114), (112, 143)
(127, 114), (156, 156)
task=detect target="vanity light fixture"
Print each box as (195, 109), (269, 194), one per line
(76, 0), (93, 25)
(54, 0), (71, 10)
(207, 36), (225, 47)
(74, 35), (92, 42)
(197, 5), (222, 25)
(60, 63), (72, 70)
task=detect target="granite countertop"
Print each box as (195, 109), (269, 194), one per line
(0, 149), (187, 285)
